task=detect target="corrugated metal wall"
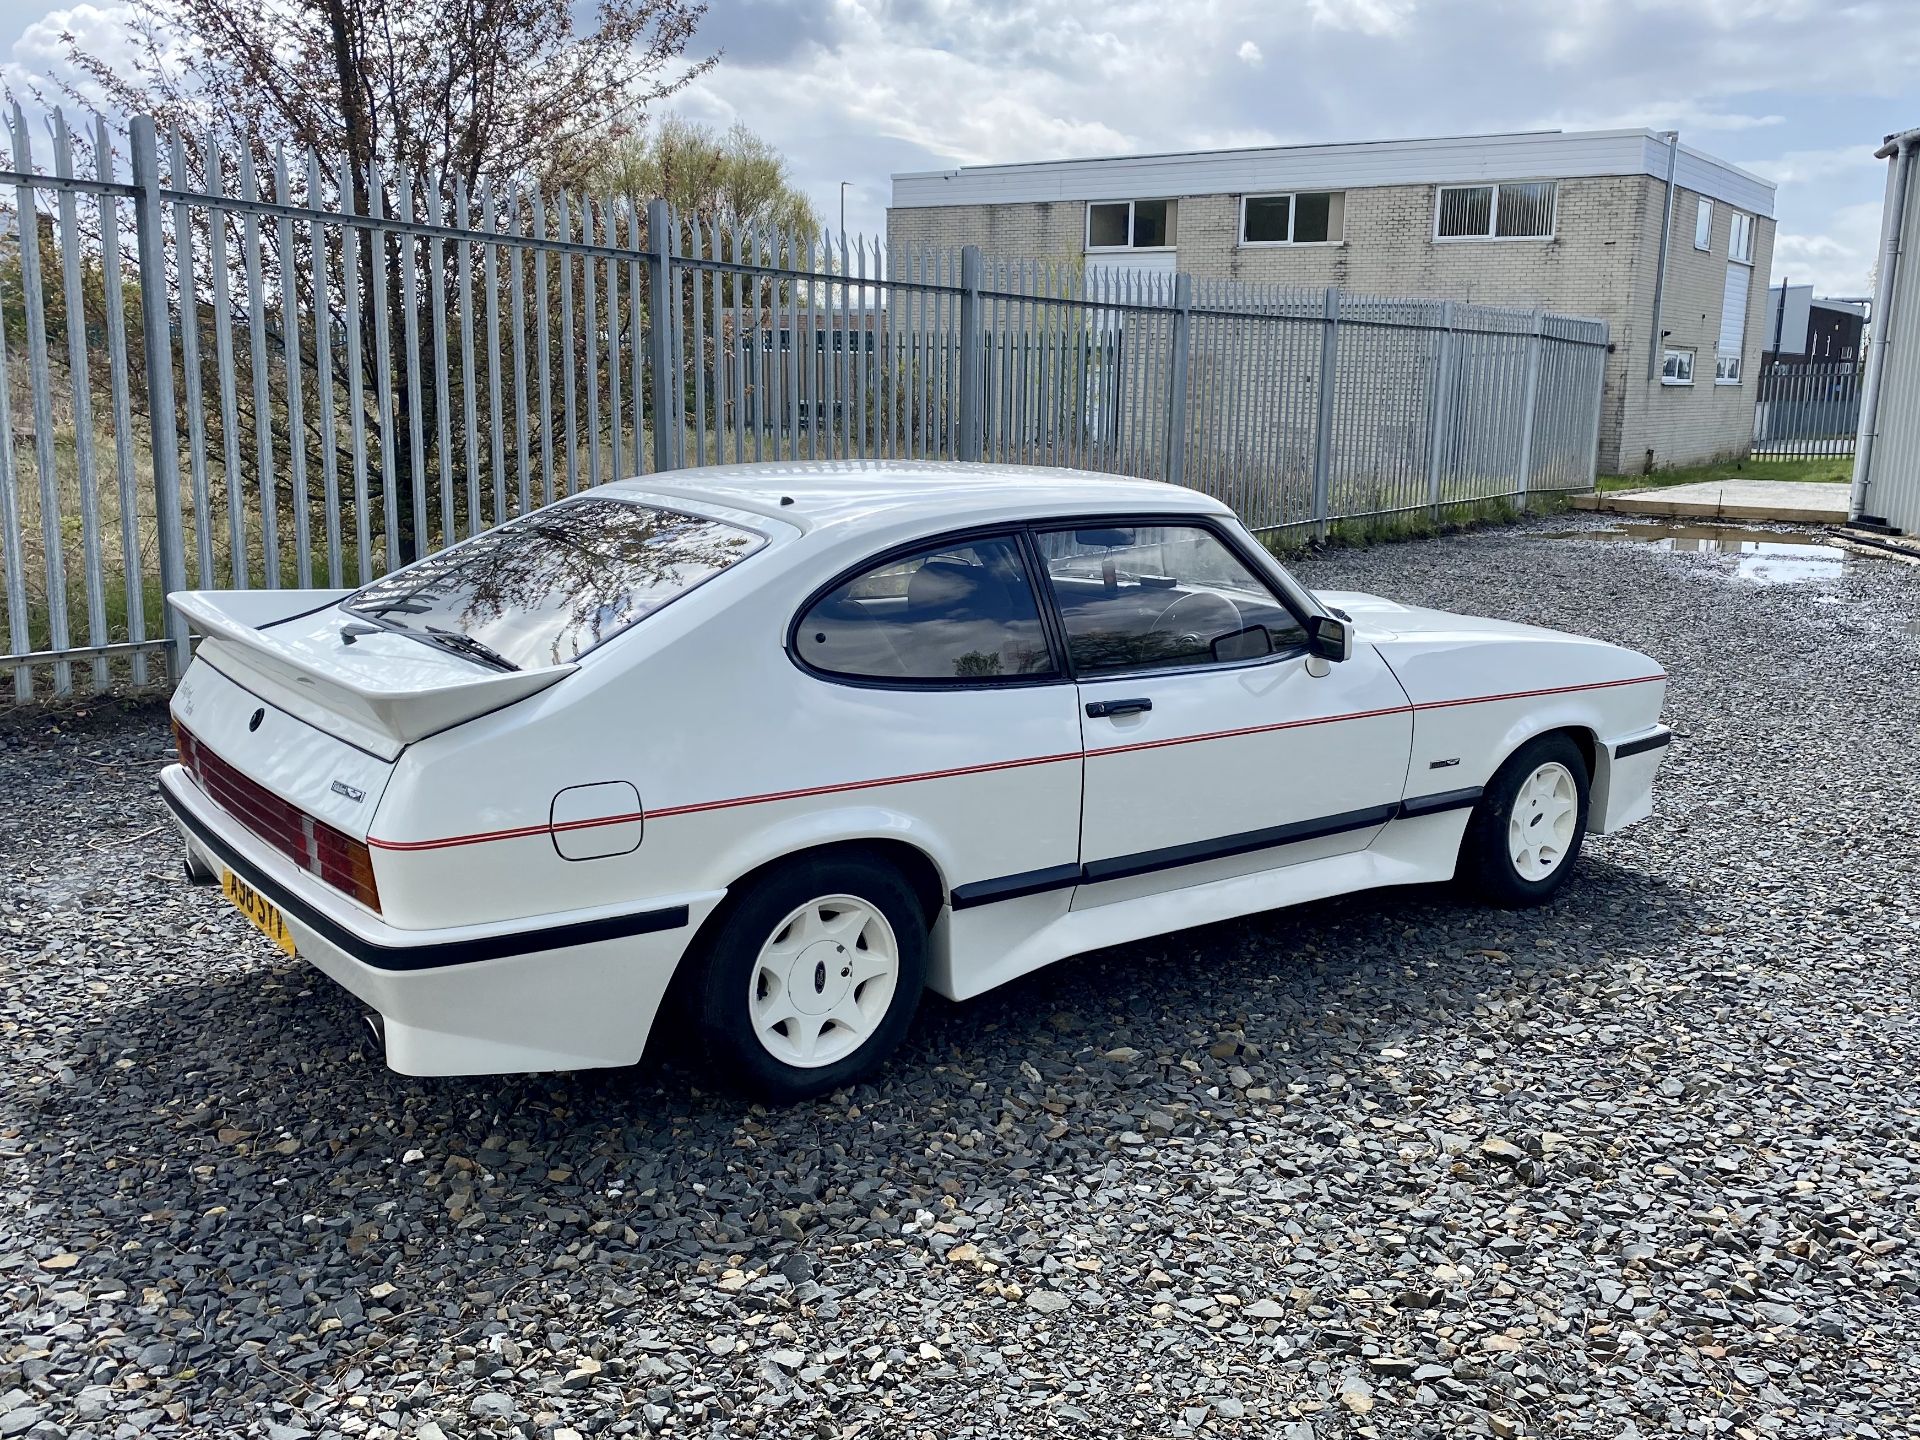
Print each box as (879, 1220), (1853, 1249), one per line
(1854, 134), (1920, 534)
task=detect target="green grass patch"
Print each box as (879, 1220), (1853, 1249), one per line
(1596, 455), (1853, 492)
(1258, 492), (1568, 556)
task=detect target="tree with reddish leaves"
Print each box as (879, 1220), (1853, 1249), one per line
(48, 0), (713, 563)
(57, 0), (711, 211)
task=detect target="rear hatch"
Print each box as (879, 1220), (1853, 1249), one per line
(168, 593), (574, 909)
(169, 492), (770, 857)
(172, 587), (575, 766)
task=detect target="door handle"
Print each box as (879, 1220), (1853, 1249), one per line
(1086, 697), (1153, 718)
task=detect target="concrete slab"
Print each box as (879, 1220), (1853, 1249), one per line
(1571, 479), (1849, 524)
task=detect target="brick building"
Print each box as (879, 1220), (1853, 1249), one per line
(888, 130), (1777, 474)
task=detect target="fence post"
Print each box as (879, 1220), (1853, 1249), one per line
(646, 199), (679, 474)
(130, 116), (187, 680)
(1515, 307), (1544, 511)
(1164, 272), (1193, 488)
(1584, 320), (1609, 489)
(1311, 286), (1339, 539)
(1426, 299), (1456, 520)
(957, 244), (985, 462)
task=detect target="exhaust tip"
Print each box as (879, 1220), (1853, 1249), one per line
(183, 854), (217, 887)
(363, 1012), (386, 1049)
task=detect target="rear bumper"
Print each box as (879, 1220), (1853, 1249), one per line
(160, 765), (722, 1075)
(1593, 725), (1672, 834)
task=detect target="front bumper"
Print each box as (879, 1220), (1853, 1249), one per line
(160, 765), (723, 1075)
(1594, 725), (1673, 834)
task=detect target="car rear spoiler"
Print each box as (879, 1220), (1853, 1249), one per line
(169, 590), (576, 759)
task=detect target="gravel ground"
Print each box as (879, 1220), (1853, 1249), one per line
(2, 516), (1917, 1440)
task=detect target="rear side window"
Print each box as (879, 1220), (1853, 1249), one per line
(345, 497), (764, 670)
(795, 535), (1057, 683)
(1037, 524), (1306, 674)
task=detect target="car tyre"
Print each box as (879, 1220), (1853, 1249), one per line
(689, 854), (928, 1102)
(1458, 733), (1590, 908)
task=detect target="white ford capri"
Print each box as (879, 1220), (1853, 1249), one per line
(161, 462), (1670, 1099)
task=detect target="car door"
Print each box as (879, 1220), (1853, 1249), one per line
(789, 529), (1085, 921)
(1034, 521), (1413, 909)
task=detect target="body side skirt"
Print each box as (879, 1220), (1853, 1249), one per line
(953, 788), (1483, 909)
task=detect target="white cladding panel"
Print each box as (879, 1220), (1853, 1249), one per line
(894, 129), (1775, 216)
(1719, 265), (1751, 357)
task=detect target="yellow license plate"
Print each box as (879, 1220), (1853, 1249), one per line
(221, 869), (297, 957)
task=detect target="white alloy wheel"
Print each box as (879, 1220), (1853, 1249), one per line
(747, 894), (901, 1069)
(1508, 761), (1580, 881)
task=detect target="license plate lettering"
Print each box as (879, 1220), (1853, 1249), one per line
(221, 870), (297, 957)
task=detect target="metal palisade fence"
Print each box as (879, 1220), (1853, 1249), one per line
(0, 108), (1610, 702)
(1753, 361), (1863, 459)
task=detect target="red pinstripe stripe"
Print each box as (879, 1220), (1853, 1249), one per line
(1412, 672), (1664, 710)
(644, 749), (1084, 819)
(365, 673), (1664, 852)
(366, 810), (650, 852)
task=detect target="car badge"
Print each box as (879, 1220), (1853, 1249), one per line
(248, 707), (265, 732)
(331, 780), (366, 803)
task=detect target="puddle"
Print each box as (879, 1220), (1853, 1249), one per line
(1533, 524), (1850, 585)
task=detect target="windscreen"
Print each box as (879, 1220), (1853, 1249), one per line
(343, 497), (765, 670)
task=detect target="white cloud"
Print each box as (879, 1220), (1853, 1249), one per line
(1307, 0), (1417, 37)
(0, 0), (1903, 294)
(1769, 200), (1886, 296)
(3, 2), (140, 115)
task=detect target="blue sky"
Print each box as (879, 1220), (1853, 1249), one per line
(7, 0), (1916, 295)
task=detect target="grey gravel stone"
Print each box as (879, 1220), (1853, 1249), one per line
(1, 518), (1916, 1437)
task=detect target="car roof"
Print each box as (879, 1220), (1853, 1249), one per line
(602, 460), (1230, 532)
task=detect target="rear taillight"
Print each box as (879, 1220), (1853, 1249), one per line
(173, 717), (382, 913)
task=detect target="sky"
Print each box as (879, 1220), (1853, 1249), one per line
(5, 0), (1917, 296)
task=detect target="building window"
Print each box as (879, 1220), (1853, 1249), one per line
(1715, 353), (1743, 384)
(1694, 198), (1712, 250)
(1662, 348), (1695, 386)
(1086, 199), (1176, 251)
(1435, 180), (1555, 240)
(1728, 212), (1754, 264)
(1241, 191), (1345, 245)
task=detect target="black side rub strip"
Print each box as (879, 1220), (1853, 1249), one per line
(162, 785), (689, 972)
(1396, 786), (1484, 819)
(950, 863), (1082, 911)
(956, 790), (1488, 906)
(1613, 728), (1673, 760)
(1083, 803), (1401, 884)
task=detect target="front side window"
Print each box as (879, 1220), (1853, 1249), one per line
(1241, 191), (1345, 245)
(344, 497), (764, 670)
(1662, 348), (1695, 386)
(1037, 525), (1305, 675)
(1436, 181), (1555, 239)
(1086, 198), (1177, 250)
(795, 535), (1056, 683)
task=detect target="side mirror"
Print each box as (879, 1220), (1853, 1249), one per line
(1210, 623), (1274, 663)
(1305, 614), (1353, 664)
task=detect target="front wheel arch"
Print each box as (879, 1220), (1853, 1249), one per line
(1458, 731), (1593, 907)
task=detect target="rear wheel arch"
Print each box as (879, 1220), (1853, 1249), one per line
(669, 840), (940, 1098)
(661, 838), (946, 1031)
(719, 838), (947, 930)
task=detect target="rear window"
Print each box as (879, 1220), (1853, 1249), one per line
(344, 497), (764, 670)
